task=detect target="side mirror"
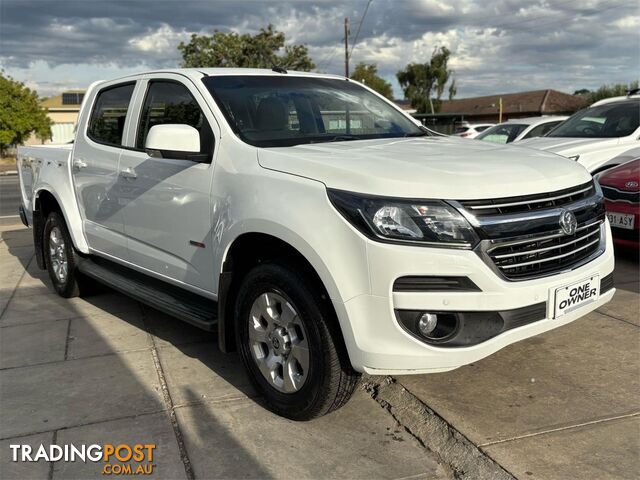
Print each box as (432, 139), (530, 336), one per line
(145, 124), (200, 154)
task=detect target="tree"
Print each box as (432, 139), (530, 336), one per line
(178, 24), (315, 71)
(350, 62), (393, 99)
(583, 81), (639, 105)
(0, 74), (51, 156)
(396, 46), (456, 114)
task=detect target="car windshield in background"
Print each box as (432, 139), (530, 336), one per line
(476, 123), (527, 143)
(202, 75), (426, 147)
(547, 102), (639, 138)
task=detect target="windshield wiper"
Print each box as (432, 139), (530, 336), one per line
(403, 131), (430, 137)
(310, 135), (361, 144)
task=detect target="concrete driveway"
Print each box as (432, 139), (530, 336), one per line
(1, 221), (638, 479)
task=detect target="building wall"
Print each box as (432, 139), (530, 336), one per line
(48, 110), (79, 124)
(24, 109), (80, 146)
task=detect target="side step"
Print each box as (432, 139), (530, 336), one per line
(77, 257), (218, 331)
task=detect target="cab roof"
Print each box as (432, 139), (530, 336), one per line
(106, 68), (346, 84)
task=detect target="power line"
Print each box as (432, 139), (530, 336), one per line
(350, 0), (373, 59)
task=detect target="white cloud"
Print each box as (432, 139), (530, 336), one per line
(128, 23), (191, 53)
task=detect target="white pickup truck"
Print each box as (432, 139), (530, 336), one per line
(18, 68), (615, 419)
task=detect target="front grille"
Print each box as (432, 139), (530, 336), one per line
(601, 185), (640, 204)
(487, 221), (603, 280)
(459, 181), (595, 216)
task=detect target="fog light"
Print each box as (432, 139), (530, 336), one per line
(395, 309), (460, 344)
(418, 313), (438, 336)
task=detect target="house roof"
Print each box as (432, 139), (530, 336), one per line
(41, 90), (86, 111)
(439, 89), (586, 116)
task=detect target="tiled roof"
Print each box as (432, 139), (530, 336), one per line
(439, 89), (586, 115)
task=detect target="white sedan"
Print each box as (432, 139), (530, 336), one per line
(515, 93), (640, 173)
(476, 116), (567, 144)
(453, 123), (494, 138)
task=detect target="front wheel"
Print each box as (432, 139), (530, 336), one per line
(235, 263), (360, 420)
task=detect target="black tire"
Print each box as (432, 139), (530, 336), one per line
(43, 212), (84, 298)
(235, 262), (360, 420)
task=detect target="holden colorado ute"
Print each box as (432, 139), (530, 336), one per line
(17, 69), (615, 420)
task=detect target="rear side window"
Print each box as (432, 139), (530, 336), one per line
(136, 81), (213, 157)
(523, 121), (562, 139)
(87, 83), (135, 146)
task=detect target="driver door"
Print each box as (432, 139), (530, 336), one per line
(117, 76), (218, 293)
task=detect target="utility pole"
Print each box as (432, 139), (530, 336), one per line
(344, 17), (350, 77)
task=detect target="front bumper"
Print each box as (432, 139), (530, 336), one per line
(342, 221), (615, 375)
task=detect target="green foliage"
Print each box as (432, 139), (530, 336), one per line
(178, 24), (315, 71)
(0, 73), (51, 154)
(583, 80), (639, 105)
(350, 63), (393, 99)
(396, 46), (456, 113)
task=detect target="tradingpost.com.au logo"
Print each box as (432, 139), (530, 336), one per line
(10, 443), (156, 476)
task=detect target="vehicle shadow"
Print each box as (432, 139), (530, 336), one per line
(0, 226), (270, 479)
(613, 245), (639, 294)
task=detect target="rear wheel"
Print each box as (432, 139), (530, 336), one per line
(235, 263), (360, 420)
(43, 212), (85, 298)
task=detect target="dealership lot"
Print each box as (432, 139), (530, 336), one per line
(1, 221), (638, 479)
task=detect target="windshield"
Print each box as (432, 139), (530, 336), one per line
(202, 75), (426, 147)
(547, 101), (639, 138)
(476, 123), (527, 143)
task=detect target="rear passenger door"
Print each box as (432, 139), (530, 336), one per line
(117, 76), (218, 293)
(72, 81), (137, 260)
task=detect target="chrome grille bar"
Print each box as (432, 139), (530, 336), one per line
(486, 220), (602, 251)
(498, 238), (601, 270)
(493, 229), (600, 259)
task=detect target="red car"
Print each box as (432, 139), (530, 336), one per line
(598, 159), (640, 249)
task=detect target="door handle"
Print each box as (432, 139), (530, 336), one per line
(120, 167), (137, 180)
(73, 159), (88, 170)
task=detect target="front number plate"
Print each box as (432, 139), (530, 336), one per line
(553, 275), (600, 318)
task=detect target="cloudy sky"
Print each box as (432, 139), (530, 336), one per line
(1, 0), (638, 99)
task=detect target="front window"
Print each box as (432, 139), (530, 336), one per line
(476, 123), (527, 143)
(547, 102), (639, 138)
(202, 76), (426, 147)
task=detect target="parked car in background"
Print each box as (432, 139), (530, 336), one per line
(595, 146), (640, 172)
(477, 116), (567, 144)
(453, 123), (494, 138)
(597, 159), (639, 249)
(516, 93), (640, 173)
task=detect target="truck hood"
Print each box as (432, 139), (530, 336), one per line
(257, 136), (592, 200)
(515, 136), (620, 156)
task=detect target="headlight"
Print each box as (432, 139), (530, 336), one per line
(328, 189), (479, 248)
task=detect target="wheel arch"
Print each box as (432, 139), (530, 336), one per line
(32, 189), (67, 270)
(217, 231), (350, 360)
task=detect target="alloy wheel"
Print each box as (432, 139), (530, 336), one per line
(248, 292), (310, 393)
